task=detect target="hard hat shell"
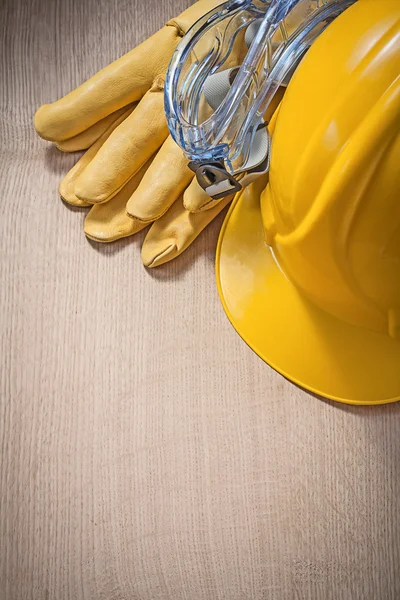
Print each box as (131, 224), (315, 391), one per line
(262, 0), (400, 339)
(216, 0), (400, 404)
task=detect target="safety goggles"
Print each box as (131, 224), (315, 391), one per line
(165, 0), (357, 199)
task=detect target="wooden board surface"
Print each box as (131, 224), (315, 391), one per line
(1, 1), (400, 598)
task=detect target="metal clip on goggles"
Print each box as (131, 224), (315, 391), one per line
(165, 0), (356, 199)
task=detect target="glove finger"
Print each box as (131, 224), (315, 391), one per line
(126, 135), (194, 222)
(84, 161), (152, 242)
(54, 104), (136, 152)
(141, 194), (233, 268)
(34, 26), (181, 142)
(74, 82), (168, 205)
(60, 104), (136, 206)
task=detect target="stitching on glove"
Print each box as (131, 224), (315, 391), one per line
(150, 76), (165, 92)
(127, 192), (176, 223)
(185, 196), (220, 212)
(126, 210), (154, 224)
(166, 20), (185, 38)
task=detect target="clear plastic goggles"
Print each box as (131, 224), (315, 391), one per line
(165, 0), (357, 199)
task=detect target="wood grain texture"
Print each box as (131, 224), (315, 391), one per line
(1, 1), (400, 599)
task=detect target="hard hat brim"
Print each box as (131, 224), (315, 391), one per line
(216, 183), (400, 405)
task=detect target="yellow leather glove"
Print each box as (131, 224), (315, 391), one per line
(34, 0), (235, 267)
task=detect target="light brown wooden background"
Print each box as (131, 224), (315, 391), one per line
(1, 1), (400, 599)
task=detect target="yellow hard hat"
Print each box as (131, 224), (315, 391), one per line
(216, 0), (400, 405)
